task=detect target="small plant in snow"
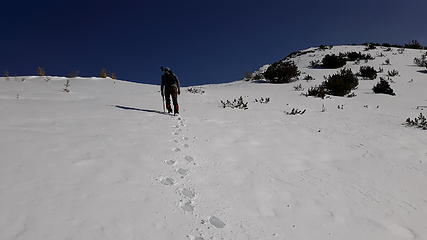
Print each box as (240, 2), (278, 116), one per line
(309, 60), (321, 68)
(63, 79), (71, 93)
(67, 70), (79, 78)
(220, 96), (248, 110)
(387, 69), (399, 77)
(414, 52), (427, 67)
(37, 67), (46, 76)
(254, 97), (270, 104)
(347, 92), (357, 98)
(372, 78), (395, 95)
(293, 84), (304, 91)
(384, 47), (392, 52)
(397, 48), (405, 54)
(364, 44), (376, 51)
(377, 67), (384, 73)
(100, 68), (108, 78)
(383, 58), (391, 65)
(4, 71), (10, 80)
(187, 87), (205, 94)
(405, 113), (427, 130)
(285, 108), (306, 115)
(321, 104), (326, 112)
(303, 74), (314, 81)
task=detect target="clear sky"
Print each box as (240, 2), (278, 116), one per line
(1, 0), (426, 86)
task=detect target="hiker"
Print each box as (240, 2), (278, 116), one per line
(160, 66), (181, 115)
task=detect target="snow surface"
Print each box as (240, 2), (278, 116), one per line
(0, 45), (426, 240)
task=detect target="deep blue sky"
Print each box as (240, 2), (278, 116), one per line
(1, 0), (426, 86)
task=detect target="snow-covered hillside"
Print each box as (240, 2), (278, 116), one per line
(1, 45), (426, 240)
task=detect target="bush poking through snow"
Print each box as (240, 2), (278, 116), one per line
(303, 86), (327, 99)
(372, 78), (395, 95)
(321, 68), (359, 96)
(254, 97), (270, 104)
(63, 79), (71, 93)
(285, 108), (306, 115)
(293, 84), (304, 91)
(67, 70), (79, 78)
(404, 40), (424, 50)
(321, 54), (346, 68)
(387, 69), (399, 77)
(343, 52), (374, 61)
(364, 43), (377, 51)
(37, 67), (46, 76)
(220, 96), (248, 110)
(309, 60), (321, 68)
(264, 61), (300, 83)
(383, 58), (391, 65)
(405, 113), (427, 130)
(187, 87), (205, 95)
(304, 75), (314, 81)
(347, 92), (357, 98)
(359, 66), (377, 80)
(100, 68), (108, 78)
(414, 52), (427, 68)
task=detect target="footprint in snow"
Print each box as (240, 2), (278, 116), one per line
(181, 201), (195, 212)
(180, 188), (196, 199)
(183, 143), (190, 148)
(187, 235), (204, 240)
(173, 132), (179, 136)
(177, 168), (189, 176)
(184, 156), (194, 162)
(165, 159), (176, 166)
(173, 148), (181, 152)
(160, 177), (175, 186)
(209, 216), (226, 228)
(183, 136), (189, 141)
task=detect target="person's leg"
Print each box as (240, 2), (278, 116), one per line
(165, 87), (173, 113)
(171, 87), (179, 114)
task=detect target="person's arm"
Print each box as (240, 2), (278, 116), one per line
(174, 74), (181, 95)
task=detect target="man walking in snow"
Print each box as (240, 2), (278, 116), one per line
(160, 66), (181, 115)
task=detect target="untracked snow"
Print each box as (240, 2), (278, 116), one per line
(0, 45), (426, 240)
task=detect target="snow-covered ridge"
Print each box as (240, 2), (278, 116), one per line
(245, 45), (427, 83)
(0, 44), (426, 240)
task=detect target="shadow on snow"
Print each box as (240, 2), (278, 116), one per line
(114, 105), (166, 115)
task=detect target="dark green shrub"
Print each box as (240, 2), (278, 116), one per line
(264, 61), (300, 83)
(322, 54), (346, 68)
(404, 40), (424, 49)
(344, 52), (374, 61)
(359, 66), (377, 80)
(304, 86), (327, 98)
(414, 52), (427, 67)
(387, 70), (399, 77)
(406, 113), (427, 130)
(373, 78), (395, 95)
(364, 43), (377, 51)
(321, 68), (358, 96)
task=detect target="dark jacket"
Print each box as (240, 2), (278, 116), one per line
(161, 71), (180, 95)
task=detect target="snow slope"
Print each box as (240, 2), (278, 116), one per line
(0, 45), (426, 240)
